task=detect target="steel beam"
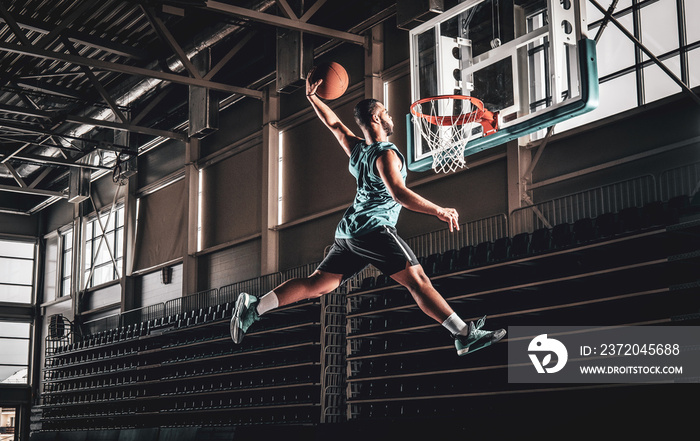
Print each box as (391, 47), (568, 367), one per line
(0, 183), (65, 198)
(33, 0), (94, 51)
(141, 6), (202, 80)
(28, 166), (53, 189)
(66, 114), (185, 141)
(261, 85), (280, 274)
(131, 88), (172, 125)
(0, 3), (31, 46)
(204, 31), (256, 81)
(14, 78), (87, 100)
(0, 151), (112, 171)
(2, 162), (27, 187)
(0, 136), (81, 153)
(0, 120), (137, 155)
(300, 0), (327, 22)
(61, 37), (129, 123)
(0, 12), (149, 59)
(276, 0), (298, 19)
(0, 103), (184, 140)
(0, 40), (264, 98)
(204, 1), (365, 45)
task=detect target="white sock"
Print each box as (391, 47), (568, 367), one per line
(256, 291), (279, 316)
(442, 312), (469, 336)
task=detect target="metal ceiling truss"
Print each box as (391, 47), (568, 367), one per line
(0, 119), (136, 155)
(0, 0), (365, 213)
(0, 39), (264, 97)
(203, 0), (364, 45)
(0, 10), (149, 60)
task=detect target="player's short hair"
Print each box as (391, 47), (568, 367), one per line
(354, 99), (381, 129)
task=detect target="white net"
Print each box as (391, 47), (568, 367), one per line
(412, 96), (482, 174)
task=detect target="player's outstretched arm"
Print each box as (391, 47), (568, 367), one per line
(376, 150), (460, 232)
(306, 70), (362, 157)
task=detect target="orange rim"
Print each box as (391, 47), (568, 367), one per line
(410, 95), (486, 126)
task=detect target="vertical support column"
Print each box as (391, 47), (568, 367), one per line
(261, 85), (280, 275)
(364, 25), (384, 100)
(183, 136), (200, 296)
(71, 200), (83, 318)
(506, 140), (532, 225)
(117, 128), (137, 312)
(120, 172), (138, 312)
(677, 0), (688, 85)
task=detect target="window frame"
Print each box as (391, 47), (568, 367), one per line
(0, 321), (32, 385)
(59, 227), (73, 298)
(0, 236), (36, 306)
(81, 203), (125, 291)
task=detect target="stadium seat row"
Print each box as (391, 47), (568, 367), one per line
(352, 196), (696, 293)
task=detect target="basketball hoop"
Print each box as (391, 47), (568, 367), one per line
(410, 95), (498, 174)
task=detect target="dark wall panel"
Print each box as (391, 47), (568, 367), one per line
(384, 16), (410, 69)
(200, 98), (264, 159)
(278, 214), (339, 271)
(201, 144), (262, 250)
(138, 140), (186, 190)
(0, 213), (38, 237)
(42, 200), (74, 235)
(84, 283), (121, 312)
(281, 94), (360, 224)
(202, 239), (262, 289)
(133, 180), (187, 271)
(137, 263), (183, 307)
(397, 157), (509, 239)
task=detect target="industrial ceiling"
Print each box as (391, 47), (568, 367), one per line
(0, 0), (394, 216)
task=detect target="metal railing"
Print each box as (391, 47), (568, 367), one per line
(164, 288), (218, 317)
(81, 313), (120, 338)
(406, 214), (509, 256)
(510, 175), (657, 235)
(120, 303), (165, 327)
(659, 161), (700, 201)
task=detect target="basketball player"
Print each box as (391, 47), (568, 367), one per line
(230, 68), (505, 356)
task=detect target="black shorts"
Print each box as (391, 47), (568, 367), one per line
(317, 225), (419, 281)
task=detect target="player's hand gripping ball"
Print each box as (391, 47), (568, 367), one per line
(309, 62), (348, 100)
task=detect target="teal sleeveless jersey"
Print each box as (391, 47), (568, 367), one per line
(335, 141), (407, 239)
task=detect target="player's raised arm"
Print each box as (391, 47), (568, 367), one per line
(306, 69), (362, 157)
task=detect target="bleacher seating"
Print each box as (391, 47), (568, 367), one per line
(530, 227), (552, 253)
(572, 217), (595, 244)
(491, 237), (511, 261)
(437, 249), (458, 274)
(510, 232), (530, 257)
(472, 241), (492, 265)
(342, 191), (700, 424)
(37, 190), (700, 438)
(619, 206), (644, 232)
(551, 222), (573, 249)
(593, 212), (620, 238)
(455, 246), (473, 269)
(39, 285), (345, 434)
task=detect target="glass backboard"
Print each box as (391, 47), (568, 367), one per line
(407, 0), (598, 172)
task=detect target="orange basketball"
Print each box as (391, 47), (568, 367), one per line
(310, 62), (349, 100)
